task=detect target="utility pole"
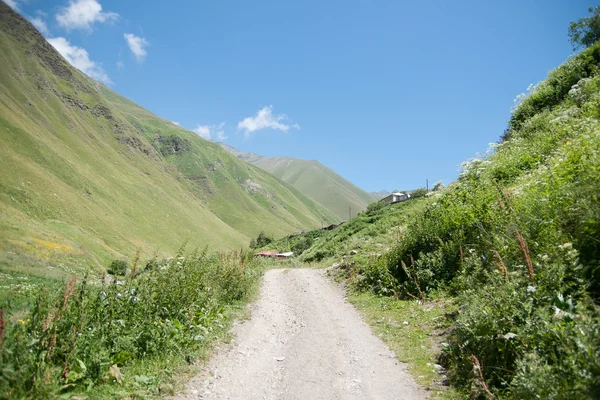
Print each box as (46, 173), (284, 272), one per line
(426, 179), (429, 192)
(349, 206), (352, 221)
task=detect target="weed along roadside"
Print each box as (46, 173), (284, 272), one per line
(263, 38), (600, 392)
(0, 248), (266, 399)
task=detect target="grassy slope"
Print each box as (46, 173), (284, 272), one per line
(0, 5), (336, 281)
(268, 198), (428, 266)
(269, 42), (600, 398)
(99, 88), (338, 238)
(221, 144), (374, 221)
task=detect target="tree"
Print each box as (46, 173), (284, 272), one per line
(410, 188), (428, 199)
(569, 7), (600, 50)
(249, 231), (273, 249)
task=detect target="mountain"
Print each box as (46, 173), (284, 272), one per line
(369, 190), (391, 201)
(0, 4), (337, 277)
(220, 144), (374, 220)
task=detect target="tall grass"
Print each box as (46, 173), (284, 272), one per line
(371, 43), (600, 398)
(281, 42), (600, 398)
(0, 247), (262, 399)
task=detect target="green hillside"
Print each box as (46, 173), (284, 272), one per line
(221, 144), (373, 220)
(0, 4), (336, 278)
(277, 42), (600, 398)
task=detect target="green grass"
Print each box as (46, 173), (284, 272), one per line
(222, 144), (374, 221)
(0, 247), (266, 399)
(263, 41), (600, 399)
(348, 293), (462, 399)
(0, 4), (338, 280)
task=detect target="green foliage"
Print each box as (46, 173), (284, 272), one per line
(249, 231), (274, 249)
(375, 45), (600, 397)
(291, 236), (313, 255)
(107, 259), (128, 276)
(507, 42), (600, 135)
(366, 200), (384, 213)
(0, 248), (262, 399)
(153, 134), (191, 156)
(409, 188), (428, 199)
(569, 6), (600, 50)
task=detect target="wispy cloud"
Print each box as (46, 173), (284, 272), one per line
(56, 0), (118, 31)
(193, 125), (211, 140)
(3, 0), (20, 11)
(192, 122), (227, 141)
(237, 106), (299, 138)
(28, 15), (50, 35)
(47, 37), (111, 84)
(116, 60), (124, 69)
(124, 33), (149, 62)
(172, 121), (180, 126)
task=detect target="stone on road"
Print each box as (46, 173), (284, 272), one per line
(174, 268), (425, 400)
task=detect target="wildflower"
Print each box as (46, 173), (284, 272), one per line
(17, 319), (25, 325)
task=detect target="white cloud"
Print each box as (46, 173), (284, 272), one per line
(29, 16), (50, 35)
(192, 122), (227, 141)
(215, 130), (227, 141)
(116, 60), (124, 69)
(47, 37), (111, 84)
(193, 125), (211, 139)
(237, 106), (299, 138)
(215, 121), (227, 140)
(172, 121), (180, 126)
(3, 0), (19, 11)
(124, 33), (148, 62)
(56, 0), (118, 31)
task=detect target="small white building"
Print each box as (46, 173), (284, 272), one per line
(379, 192), (410, 206)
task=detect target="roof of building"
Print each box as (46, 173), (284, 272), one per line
(254, 250), (279, 256)
(276, 252), (294, 257)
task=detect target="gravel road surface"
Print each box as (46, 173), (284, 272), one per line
(174, 268), (424, 400)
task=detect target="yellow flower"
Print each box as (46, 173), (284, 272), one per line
(17, 319), (25, 325)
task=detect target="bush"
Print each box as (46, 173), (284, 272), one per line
(0, 248), (262, 398)
(378, 47), (600, 397)
(409, 188), (428, 199)
(249, 231), (273, 249)
(107, 259), (128, 276)
(291, 237), (312, 255)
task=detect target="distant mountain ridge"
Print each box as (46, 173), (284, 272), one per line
(220, 144), (374, 220)
(370, 190), (391, 200)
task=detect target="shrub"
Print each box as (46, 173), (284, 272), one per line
(0, 248), (262, 398)
(249, 231), (273, 249)
(107, 259), (128, 276)
(291, 237), (312, 255)
(409, 188), (428, 199)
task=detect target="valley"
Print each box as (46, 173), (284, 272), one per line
(2, 2), (600, 400)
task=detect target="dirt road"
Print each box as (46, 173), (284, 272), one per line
(175, 268), (425, 400)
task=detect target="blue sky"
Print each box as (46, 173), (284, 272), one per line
(5, 0), (598, 192)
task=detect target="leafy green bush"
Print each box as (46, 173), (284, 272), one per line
(0, 248), (262, 398)
(506, 41), (600, 136)
(409, 188), (428, 199)
(375, 44), (600, 397)
(107, 259), (128, 276)
(291, 237), (312, 255)
(249, 231), (274, 249)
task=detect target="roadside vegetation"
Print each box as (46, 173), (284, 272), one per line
(266, 24), (600, 400)
(0, 248), (264, 399)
